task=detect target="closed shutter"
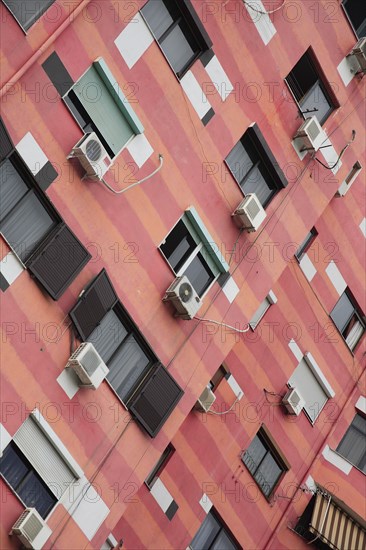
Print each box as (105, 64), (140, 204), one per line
(69, 268), (119, 340)
(73, 66), (134, 156)
(289, 359), (328, 422)
(13, 416), (75, 499)
(0, 118), (14, 161)
(27, 224), (91, 300)
(129, 364), (184, 437)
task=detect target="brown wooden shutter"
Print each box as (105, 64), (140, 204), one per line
(27, 224), (90, 300)
(69, 268), (118, 340)
(129, 364), (184, 437)
(0, 118), (14, 162)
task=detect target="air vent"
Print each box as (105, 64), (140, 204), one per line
(232, 193), (267, 231)
(11, 508), (52, 550)
(66, 342), (109, 389)
(163, 275), (202, 319)
(68, 132), (112, 180)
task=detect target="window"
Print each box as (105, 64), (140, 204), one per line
(100, 534), (118, 550)
(208, 364), (230, 392)
(160, 207), (229, 297)
(2, 0), (55, 31)
(225, 124), (287, 208)
(285, 49), (336, 124)
(70, 270), (183, 436)
(242, 426), (289, 498)
(145, 444), (175, 489)
(0, 139), (90, 299)
(342, 0), (366, 38)
(249, 290), (277, 329)
(0, 412), (81, 519)
(288, 354), (335, 423)
(330, 289), (365, 351)
(63, 58), (144, 158)
(190, 509), (240, 550)
(295, 227), (318, 261)
(336, 414), (366, 472)
(141, 0), (212, 79)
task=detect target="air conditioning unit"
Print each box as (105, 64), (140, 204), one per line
(293, 116), (324, 152)
(348, 37), (366, 74)
(66, 342), (109, 390)
(232, 193), (267, 231)
(282, 387), (305, 416)
(11, 508), (52, 550)
(68, 132), (112, 180)
(195, 386), (216, 412)
(163, 275), (202, 319)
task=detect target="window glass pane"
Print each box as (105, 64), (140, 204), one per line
(337, 414), (366, 472)
(254, 453), (282, 496)
(1, 191), (55, 260)
(17, 470), (56, 519)
(184, 252), (214, 296)
(0, 443), (29, 488)
(330, 292), (355, 333)
(243, 435), (266, 475)
(211, 529), (238, 550)
(226, 141), (253, 184)
(241, 165), (273, 206)
(190, 512), (221, 549)
(3, 0), (55, 30)
(0, 159), (28, 222)
(300, 82), (332, 123)
(107, 336), (150, 401)
(286, 54), (317, 102)
(88, 310), (128, 363)
(160, 24), (195, 75)
(141, 0), (173, 39)
(161, 220), (197, 272)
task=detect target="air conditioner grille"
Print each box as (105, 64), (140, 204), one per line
(245, 197), (261, 219)
(86, 139), (102, 162)
(79, 347), (100, 376)
(290, 392), (301, 407)
(13, 511), (44, 540)
(307, 119), (321, 142)
(179, 282), (194, 303)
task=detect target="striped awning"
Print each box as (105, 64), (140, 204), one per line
(309, 492), (366, 550)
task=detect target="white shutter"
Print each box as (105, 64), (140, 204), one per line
(289, 359), (328, 423)
(345, 320), (363, 350)
(13, 416), (75, 498)
(249, 298), (271, 329)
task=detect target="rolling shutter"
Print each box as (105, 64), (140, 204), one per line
(69, 268), (119, 340)
(13, 416), (75, 499)
(27, 224), (91, 300)
(288, 359), (328, 422)
(129, 364), (184, 437)
(0, 118), (14, 161)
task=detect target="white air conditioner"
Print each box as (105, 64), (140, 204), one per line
(66, 342), (109, 390)
(232, 193), (267, 231)
(293, 116), (324, 152)
(68, 132), (112, 180)
(195, 386), (216, 412)
(348, 37), (366, 74)
(282, 387), (305, 416)
(163, 275), (202, 319)
(11, 508), (52, 550)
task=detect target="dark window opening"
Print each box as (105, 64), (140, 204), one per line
(2, 0), (56, 31)
(295, 227), (318, 261)
(226, 124), (287, 208)
(285, 50), (335, 125)
(330, 289), (365, 351)
(242, 427), (289, 498)
(336, 414), (366, 472)
(145, 444), (175, 489)
(342, 0), (366, 38)
(141, 0), (212, 79)
(190, 509), (240, 550)
(209, 364), (230, 392)
(0, 442), (57, 519)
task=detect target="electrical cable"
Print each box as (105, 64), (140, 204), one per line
(206, 396), (240, 415)
(314, 129), (356, 170)
(99, 154), (163, 194)
(193, 316), (250, 333)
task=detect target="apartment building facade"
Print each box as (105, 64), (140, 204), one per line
(0, 1), (365, 549)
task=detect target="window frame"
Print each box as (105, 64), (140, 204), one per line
(241, 425), (289, 499)
(208, 364), (230, 392)
(285, 49), (337, 125)
(295, 227), (318, 261)
(341, 0), (366, 39)
(330, 288), (365, 352)
(190, 508), (240, 550)
(159, 210), (228, 299)
(145, 443), (175, 489)
(140, 0), (212, 80)
(225, 124), (288, 209)
(336, 413), (366, 473)
(249, 290), (277, 330)
(2, 0), (56, 32)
